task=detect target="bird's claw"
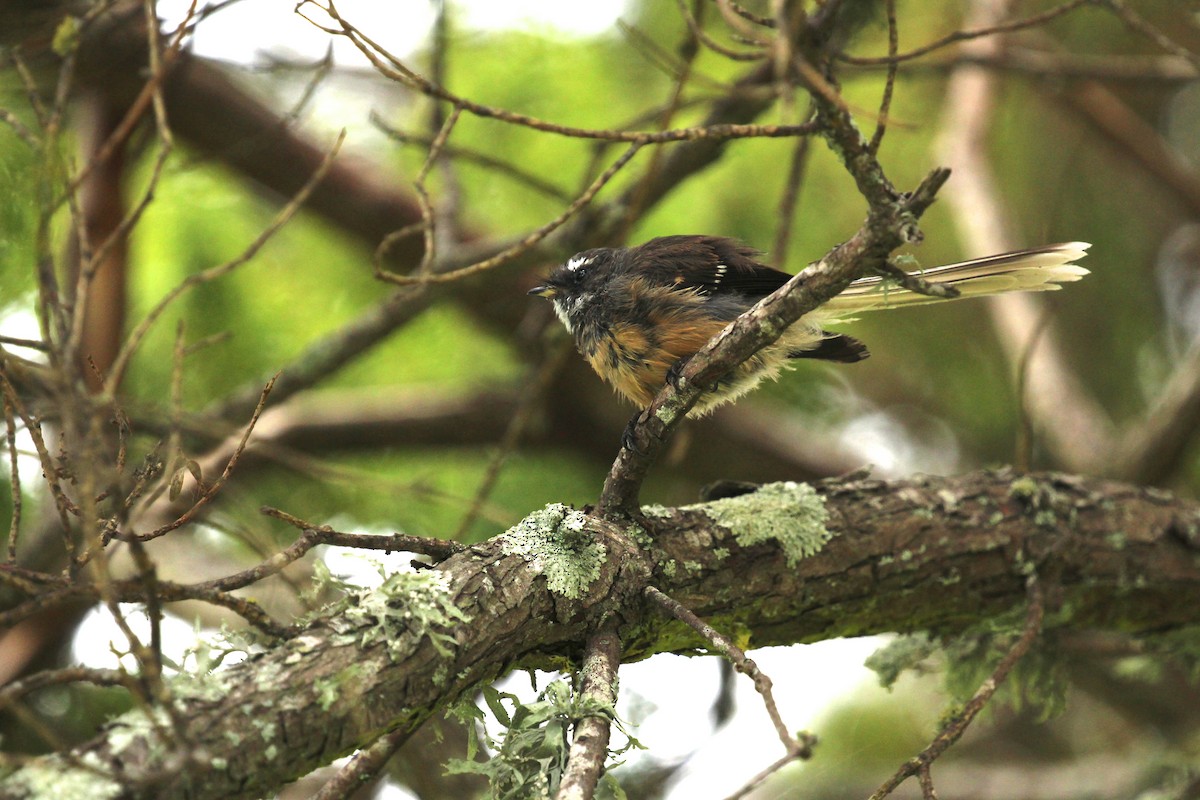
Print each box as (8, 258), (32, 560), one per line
(665, 356), (692, 392)
(621, 411), (647, 455)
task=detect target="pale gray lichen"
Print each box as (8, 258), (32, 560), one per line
(640, 505), (672, 519)
(314, 675), (340, 711)
(499, 504), (605, 599)
(695, 481), (833, 566)
(4, 754), (122, 800)
(346, 569), (470, 662)
(253, 719), (277, 743)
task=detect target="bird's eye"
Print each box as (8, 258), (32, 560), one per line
(572, 266), (588, 282)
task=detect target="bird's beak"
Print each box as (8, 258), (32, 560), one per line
(528, 285), (555, 298)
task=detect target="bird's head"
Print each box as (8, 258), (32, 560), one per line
(528, 247), (621, 334)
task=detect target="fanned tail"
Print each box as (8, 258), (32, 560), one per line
(824, 242), (1091, 315)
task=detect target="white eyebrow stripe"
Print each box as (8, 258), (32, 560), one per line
(566, 254), (594, 271)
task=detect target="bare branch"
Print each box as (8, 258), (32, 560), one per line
(837, 0), (1090, 66)
(1099, 0), (1200, 73)
(555, 628), (622, 800)
(313, 728), (410, 800)
(868, 578), (1045, 800)
(645, 587), (813, 759)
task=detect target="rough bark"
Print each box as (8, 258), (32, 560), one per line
(3, 469), (1198, 799)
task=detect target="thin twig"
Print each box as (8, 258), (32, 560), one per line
(0, 576), (291, 638)
(1100, 0), (1200, 73)
(618, 3), (707, 237)
(644, 586), (813, 757)
(378, 142), (645, 285)
(837, 0), (1091, 66)
(0, 108), (41, 149)
(867, 577), (1045, 800)
(868, 0), (899, 155)
(103, 131), (345, 394)
(846, 49), (1198, 83)
(60, 0), (194, 202)
(371, 113), (574, 202)
(675, 0), (765, 61)
(616, 18), (733, 94)
(0, 667), (135, 713)
(125, 375), (278, 542)
(872, 260), (961, 299)
(717, 0), (774, 42)
(713, 0), (775, 29)
(918, 763), (939, 800)
(722, 750), (802, 800)
(0, 335), (49, 352)
(375, 104), (462, 281)
(1013, 309), (1055, 471)
(4, 396), (22, 562)
(312, 727), (410, 800)
(0, 372), (78, 547)
(261, 505), (466, 561)
(299, 0), (814, 143)
(772, 128), (812, 259)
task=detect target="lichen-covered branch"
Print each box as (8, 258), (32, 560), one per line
(3, 469), (1199, 799)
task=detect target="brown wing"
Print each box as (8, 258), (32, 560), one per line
(631, 235), (796, 298)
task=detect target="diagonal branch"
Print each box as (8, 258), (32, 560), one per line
(869, 576), (1046, 799)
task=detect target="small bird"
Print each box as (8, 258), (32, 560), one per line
(529, 235), (1090, 416)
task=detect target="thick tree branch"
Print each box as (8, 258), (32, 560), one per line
(4, 469), (1199, 799)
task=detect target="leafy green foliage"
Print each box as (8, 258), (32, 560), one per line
(867, 612), (1069, 724)
(446, 679), (641, 800)
(865, 632), (938, 689)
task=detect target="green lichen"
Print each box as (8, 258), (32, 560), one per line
(4, 754), (122, 800)
(4, 758), (119, 800)
(346, 569), (471, 661)
(1008, 475), (1040, 500)
(499, 504), (606, 599)
(623, 520), (655, 548)
(315, 675), (340, 711)
(865, 633), (937, 689)
(254, 719), (277, 742)
(52, 16), (82, 56)
(697, 481), (833, 566)
(432, 664), (449, 687)
(1148, 626), (1200, 680)
(943, 610), (1069, 721)
(1034, 509), (1059, 528)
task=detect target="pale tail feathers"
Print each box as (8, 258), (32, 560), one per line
(823, 242), (1091, 315)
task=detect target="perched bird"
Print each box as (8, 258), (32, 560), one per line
(529, 235), (1090, 416)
